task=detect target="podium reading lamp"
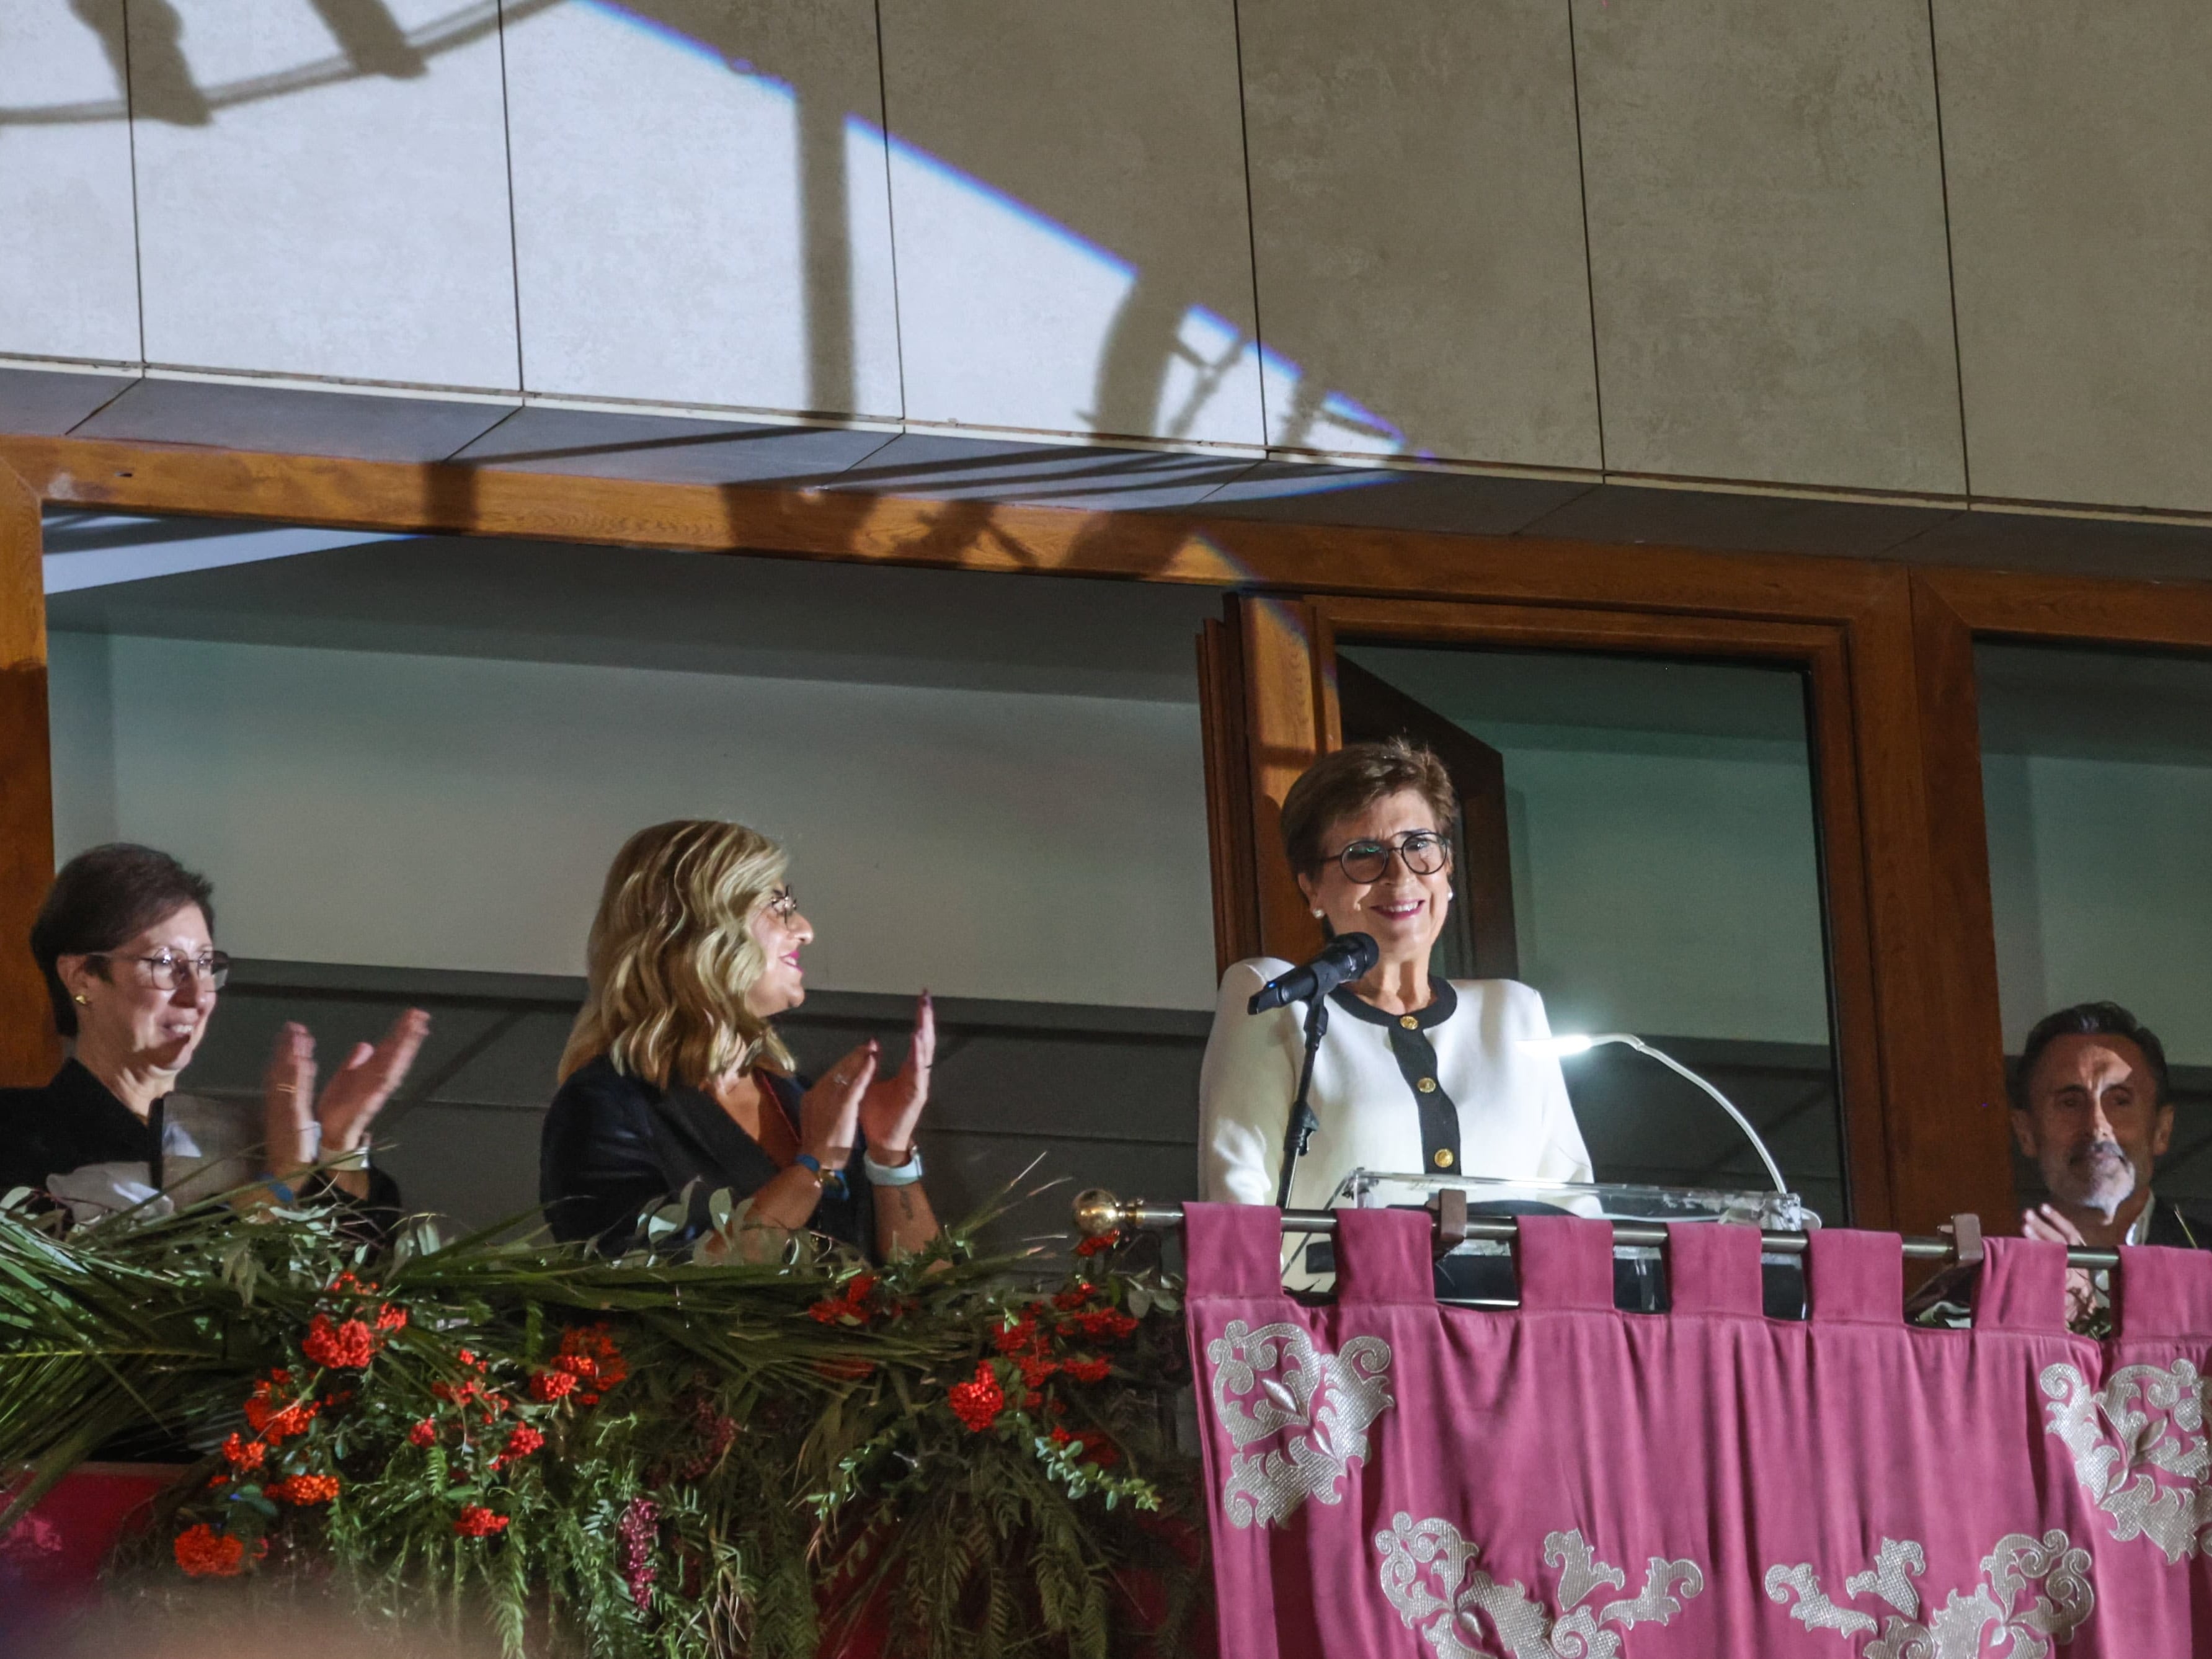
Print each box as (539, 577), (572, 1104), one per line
(1520, 1033), (1791, 1197)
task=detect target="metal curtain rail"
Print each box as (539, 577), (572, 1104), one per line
(1072, 1190), (2121, 1272)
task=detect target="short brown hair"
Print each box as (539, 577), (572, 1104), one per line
(1279, 740), (1457, 875)
(32, 844), (216, 1037)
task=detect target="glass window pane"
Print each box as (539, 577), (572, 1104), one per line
(1339, 642), (1846, 1222)
(1978, 642), (2212, 1213)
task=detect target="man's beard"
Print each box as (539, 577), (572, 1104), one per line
(2053, 1139), (2139, 1211)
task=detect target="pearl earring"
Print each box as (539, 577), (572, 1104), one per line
(1311, 910), (1324, 919)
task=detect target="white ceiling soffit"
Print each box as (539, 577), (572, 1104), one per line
(40, 514), (409, 595)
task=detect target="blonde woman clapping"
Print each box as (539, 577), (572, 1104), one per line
(540, 819), (940, 1260)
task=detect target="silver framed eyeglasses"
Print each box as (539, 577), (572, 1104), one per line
(1326, 831), (1450, 884)
(765, 888), (801, 923)
(97, 950), (233, 990)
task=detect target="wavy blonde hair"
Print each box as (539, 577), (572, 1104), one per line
(558, 819), (797, 1088)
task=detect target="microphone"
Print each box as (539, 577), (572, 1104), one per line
(1247, 933), (1380, 1015)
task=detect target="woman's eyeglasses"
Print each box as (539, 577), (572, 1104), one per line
(94, 950), (233, 991)
(765, 889), (801, 923)
(1326, 831), (1450, 885)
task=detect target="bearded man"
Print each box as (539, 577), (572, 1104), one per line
(2012, 1002), (2206, 1325)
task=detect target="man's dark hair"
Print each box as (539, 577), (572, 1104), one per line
(30, 843), (216, 1038)
(2011, 1002), (2171, 1114)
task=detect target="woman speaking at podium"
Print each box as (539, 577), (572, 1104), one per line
(1199, 741), (1592, 1218)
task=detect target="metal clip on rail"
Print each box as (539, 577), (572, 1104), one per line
(1070, 1188), (2117, 1271)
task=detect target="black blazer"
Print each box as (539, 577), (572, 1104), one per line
(0, 1059), (159, 1194)
(0, 1057), (402, 1238)
(540, 1054), (874, 1256)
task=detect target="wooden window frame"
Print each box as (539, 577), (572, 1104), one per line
(5, 432), (2211, 1239)
(1203, 580), (2010, 1237)
(1909, 568), (2212, 1143)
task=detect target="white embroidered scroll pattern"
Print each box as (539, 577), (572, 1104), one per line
(1205, 1319), (1393, 1528)
(2041, 1358), (2212, 1563)
(1764, 1531), (2093, 1658)
(1374, 1513), (1705, 1658)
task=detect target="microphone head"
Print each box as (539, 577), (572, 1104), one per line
(1335, 932), (1379, 972)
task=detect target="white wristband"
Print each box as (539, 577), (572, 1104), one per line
(862, 1145), (924, 1186)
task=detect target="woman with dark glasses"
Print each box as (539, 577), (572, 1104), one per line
(1198, 741), (1592, 1240)
(0, 843), (427, 1225)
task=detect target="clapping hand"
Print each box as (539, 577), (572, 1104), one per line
(264, 1009), (432, 1189)
(858, 992), (935, 1160)
(796, 1044), (873, 1168)
(2022, 1203), (2099, 1328)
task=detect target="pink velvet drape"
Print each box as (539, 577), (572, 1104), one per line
(1184, 1203), (2212, 1657)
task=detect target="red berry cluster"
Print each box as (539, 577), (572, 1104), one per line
(947, 1361), (1006, 1431)
(301, 1313), (378, 1370)
(242, 1369), (319, 1443)
(173, 1523), (265, 1578)
(220, 1432), (265, 1473)
(1072, 1228), (1122, 1259)
(453, 1505), (509, 1537)
(492, 1423), (545, 1470)
(197, 1275), (410, 1553)
(808, 1271), (877, 1325)
(529, 1368), (577, 1402)
(433, 1347), (512, 1416)
(806, 1271), (915, 1328)
(210, 1363), (340, 1534)
(546, 1323), (628, 1406)
(411, 1337), (600, 1534)
(265, 1472), (341, 1506)
(944, 1274), (1150, 1479)
(987, 1280), (1135, 1409)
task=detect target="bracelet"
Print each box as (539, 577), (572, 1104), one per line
(264, 1180), (298, 1206)
(792, 1153), (848, 1197)
(862, 1145), (925, 1187)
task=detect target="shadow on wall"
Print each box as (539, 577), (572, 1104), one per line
(7, 0), (1421, 558)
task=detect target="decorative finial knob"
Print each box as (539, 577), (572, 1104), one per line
(1071, 1188), (1126, 1237)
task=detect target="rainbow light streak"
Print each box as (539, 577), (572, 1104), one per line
(867, 120), (1136, 284)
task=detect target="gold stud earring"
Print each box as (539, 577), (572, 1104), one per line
(73, 993), (89, 1005)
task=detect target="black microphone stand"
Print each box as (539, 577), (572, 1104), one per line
(1274, 993), (1330, 1210)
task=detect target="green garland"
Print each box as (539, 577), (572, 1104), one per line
(0, 1190), (1206, 1658)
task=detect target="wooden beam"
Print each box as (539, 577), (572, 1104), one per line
(2, 432), (1899, 618)
(1917, 563), (2212, 646)
(0, 462), (58, 1086)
